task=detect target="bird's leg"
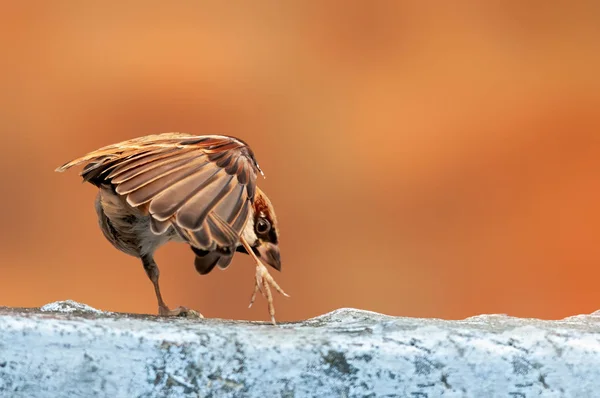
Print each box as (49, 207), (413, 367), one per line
(141, 255), (203, 318)
(240, 237), (289, 325)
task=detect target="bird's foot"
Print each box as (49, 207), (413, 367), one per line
(248, 262), (289, 325)
(158, 305), (203, 318)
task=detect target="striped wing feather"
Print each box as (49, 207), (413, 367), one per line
(56, 133), (260, 253)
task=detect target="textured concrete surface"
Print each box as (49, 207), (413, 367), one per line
(1, 301), (600, 397)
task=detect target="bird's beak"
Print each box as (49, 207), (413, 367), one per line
(257, 242), (281, 271)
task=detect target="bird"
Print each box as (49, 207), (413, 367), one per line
(55, 133), (288, 324)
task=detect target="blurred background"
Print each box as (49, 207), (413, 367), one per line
(1, 1), (599, 322)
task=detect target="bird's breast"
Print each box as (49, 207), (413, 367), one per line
(95, 187), (177, 257)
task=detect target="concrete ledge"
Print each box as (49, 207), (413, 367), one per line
(1, 300), (600, 397)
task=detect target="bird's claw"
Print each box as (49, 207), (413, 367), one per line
(159, 305), (204, 318)
(248, 262), (289, 325)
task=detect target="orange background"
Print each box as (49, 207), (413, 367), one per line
(1, 2), (599, 322)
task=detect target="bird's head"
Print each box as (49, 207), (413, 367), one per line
(238, 187), (281, 271)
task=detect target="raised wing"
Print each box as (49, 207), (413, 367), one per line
(56, 133), (263, 253)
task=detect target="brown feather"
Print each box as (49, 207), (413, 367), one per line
(190, 221), (212, 248)
(147, 165), (218, 220)
(214, 184), (245, 223)
(122, 161), (209, 206)
(56, 133), (262, 254)
(150, 217), (171, 235)
(176, 172), (235, 230)
(109, 148), (197, 182)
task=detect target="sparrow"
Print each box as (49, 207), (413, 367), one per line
(56, 133), (288, 324)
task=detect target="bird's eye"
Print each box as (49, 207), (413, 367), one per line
(255, 218), (271, 234)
